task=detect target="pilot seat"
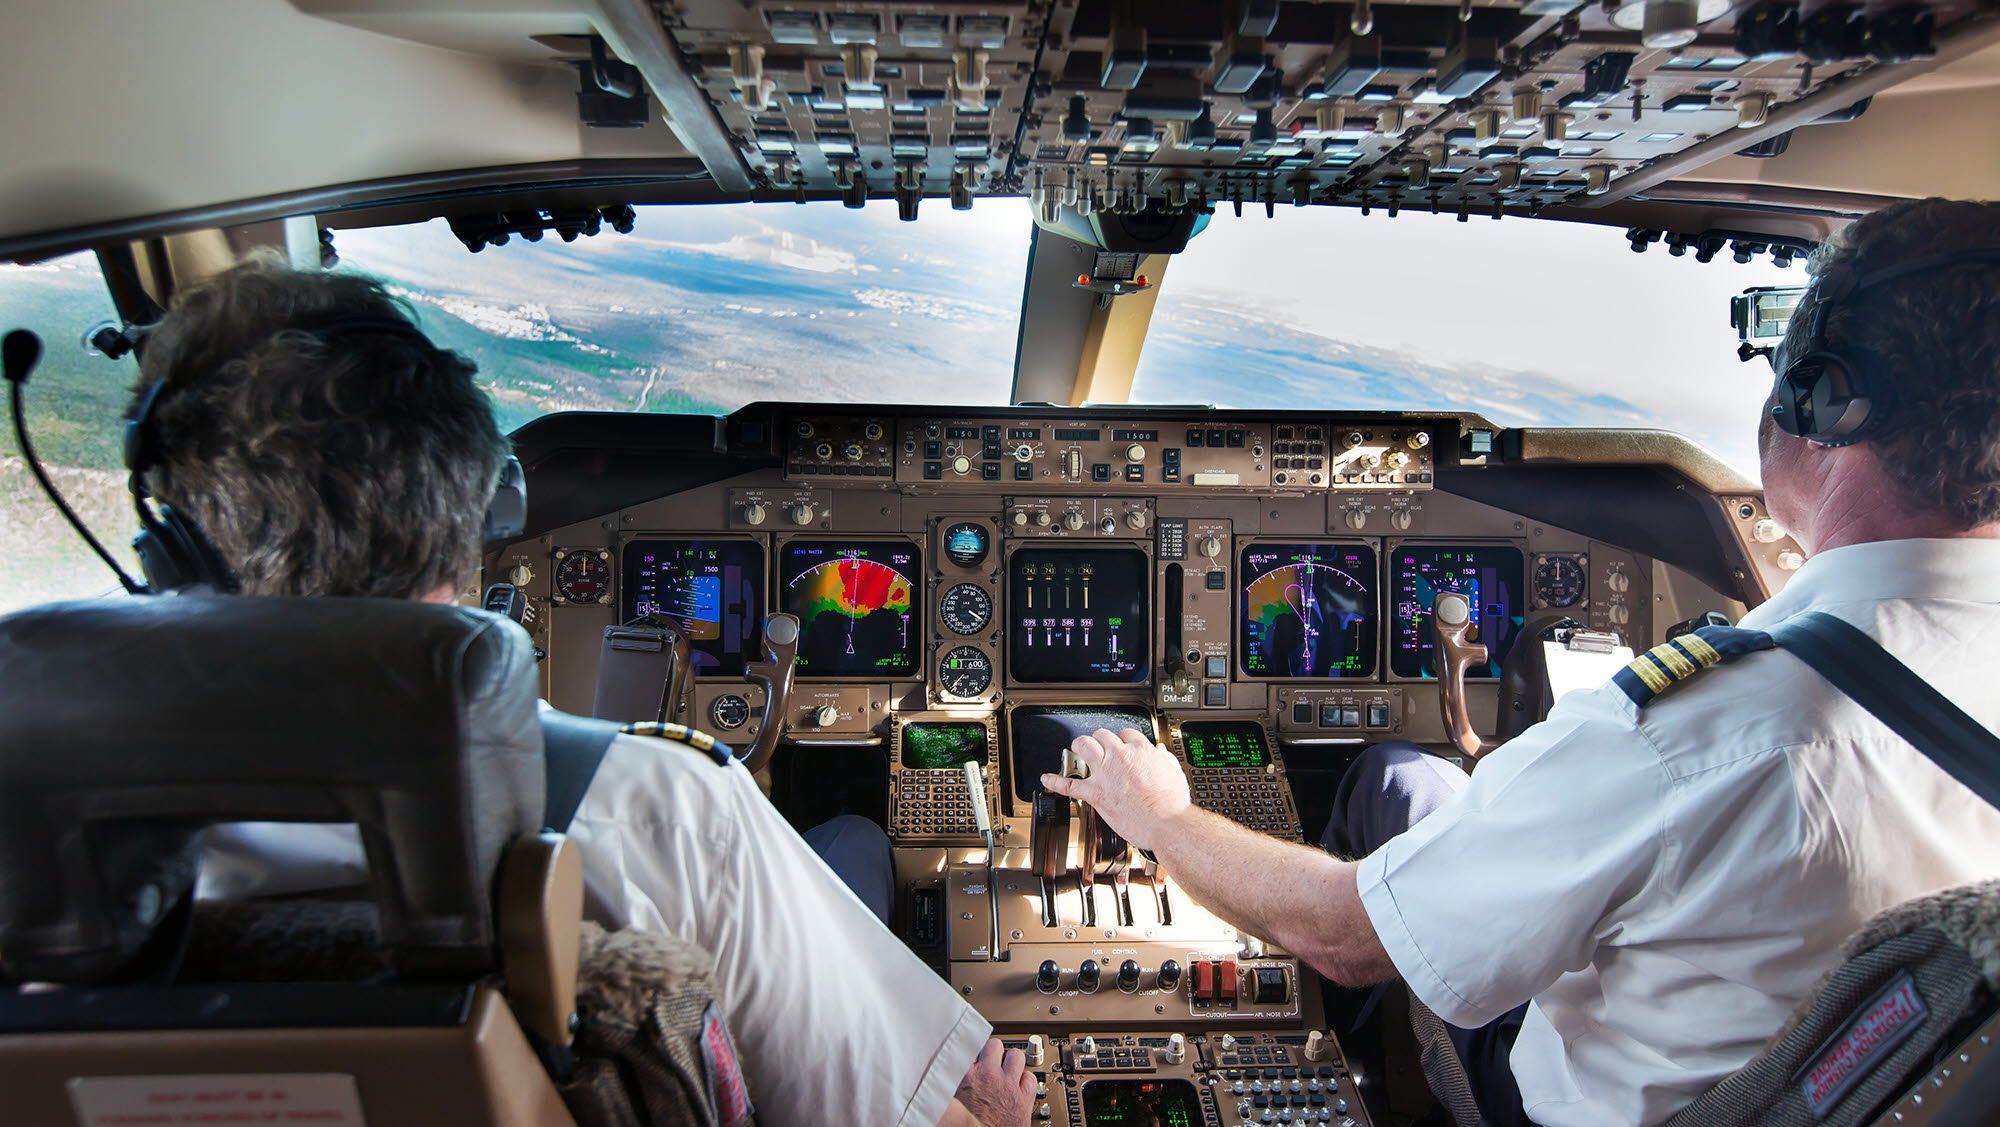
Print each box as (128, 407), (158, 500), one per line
(0, 596), (750, 1127)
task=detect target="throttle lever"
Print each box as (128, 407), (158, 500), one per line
(1433, 592), (1500, 760)
(740, 612), (799, 773)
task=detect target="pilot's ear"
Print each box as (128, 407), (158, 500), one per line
(421, 582), (459, 605)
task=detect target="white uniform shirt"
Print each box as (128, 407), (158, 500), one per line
(200, 731), (990, 1127)
(1355, 538), (2000, 1126)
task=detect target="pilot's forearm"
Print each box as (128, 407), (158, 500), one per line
(1150, 805), (1397, 987)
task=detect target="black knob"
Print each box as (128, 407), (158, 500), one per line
(1157, 959), (1183, 991)
(1076, 959), (1101, 993)
(1036, 959), (1061, 994)
(1117, 959), (1142, 992)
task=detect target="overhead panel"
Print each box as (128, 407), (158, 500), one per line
(656, 0), (1994, 219)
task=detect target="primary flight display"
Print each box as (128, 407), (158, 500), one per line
(1390, 545), (1526, 679)
(620, 539), (764, 675)
(781, 541), (921, 677)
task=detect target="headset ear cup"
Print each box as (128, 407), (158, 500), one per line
(1774, 352), (1876, 445)
(133, 504), (240, 594)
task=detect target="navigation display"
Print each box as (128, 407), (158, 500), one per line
(780, 541), (921, 677)
(1179, 720), (1271, 769)
(900, 722), (989, 769)
(1391, 545), (1526, 679)
(620, 540), (763, 676)
(1009, 704), (1156, 801)
(1237, 543), (1378, 679)
(1080, 1079), (1202, 1126)
(1008, 548), (1149, 684)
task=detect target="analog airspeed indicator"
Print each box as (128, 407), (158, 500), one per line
(939, 583), (994, 635)
(938, 646), (993, 699)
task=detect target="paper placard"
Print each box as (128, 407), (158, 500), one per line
(68, 1073), (365, 1126)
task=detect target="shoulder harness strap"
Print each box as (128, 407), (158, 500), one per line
(1613, 624), (1776, 708)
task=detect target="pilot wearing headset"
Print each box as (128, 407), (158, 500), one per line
(1049, 197), (2000, 1127)
(117, 256), (1032, 1127)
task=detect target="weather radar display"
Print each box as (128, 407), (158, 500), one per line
(1238, 543), (1378, 678)
(781, 542), (921, 677)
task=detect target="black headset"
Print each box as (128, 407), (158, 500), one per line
(125, 314), (528, 594)
(1771, 246), (2000, 447)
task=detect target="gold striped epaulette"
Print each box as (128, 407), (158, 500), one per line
(1612, 625), (1776, 708)
(619, 720), (732, 765)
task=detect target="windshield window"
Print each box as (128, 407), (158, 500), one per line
(0, 253), (135, 612)
(1130, 209), (1795, 479)
(336, 199), (1032, 431)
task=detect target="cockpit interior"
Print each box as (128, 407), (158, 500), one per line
(4, 1), (1999, 1125)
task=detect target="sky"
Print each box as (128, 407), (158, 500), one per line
(1140, 206), (1797, 473)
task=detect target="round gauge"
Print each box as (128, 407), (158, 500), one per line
(1535, 555), (1587, 608)
(938, 646), (993, 698)
(709, 694), (750, 731)
(939, 583), (994, 636)
(553, 550), (611, 605)
(942, 521), (990, 568)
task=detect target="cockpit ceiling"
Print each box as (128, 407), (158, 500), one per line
(2, 0), (1996, 258)
(668, 0), (1997, 218)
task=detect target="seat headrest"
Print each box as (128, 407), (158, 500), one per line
(0, 596), (545, 984)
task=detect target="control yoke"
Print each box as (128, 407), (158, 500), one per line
(1432, 592), (1500, 760)
(740, 612), (800, 773)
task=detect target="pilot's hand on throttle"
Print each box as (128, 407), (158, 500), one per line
(1042, 727), (1191, 852)
(955, 1037), (1035, 1127)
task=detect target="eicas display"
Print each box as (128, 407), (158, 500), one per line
(1009, 704), (1157, 802)
(1391, 545), (1526, 679)
(781, 541), (921, 677)
(1238, 543), (1378, 679)
(619, 540), (763, 675)
(1008, 548), (1149, 683)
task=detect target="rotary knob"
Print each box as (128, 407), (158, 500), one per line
(1343, 508), (1367, 531)
(1606, 570), (1630, 594)
(1124, 443), (1146, 463)
(1752, 518), (1787, 544)
(842, 442), (865, 462)
(1778, 549), (1806, 571)
(507, 561), (534, 587)
(1360, 452), (1382, 469)
(1407, 430), (1431, 450)
(1011, 509), (1030, 528)
(1013, 444), (1035, 463)
(1608, 604), (1631, 625)
(813, 704), (840, 728)
(1034, 510), (1054, 528)
(1026, 1035), (1047, 1066)
(1389, 508), (1413, 531)
(738, 501), (768, 526)
(1078, 1035), (1097, 1054)
(1304, 1030), (1327, 1062)
(1063, 511), (1087, 531)
(951, 454), (972, 475)
(786, 501), (817, 526)
(1124, 510), (1148, 531)
(1387, 451), (1410, 469)
(1198, 535), (1224, 559)
(863, 421), (885, 441)
(1163, 1032), (1187, 1065)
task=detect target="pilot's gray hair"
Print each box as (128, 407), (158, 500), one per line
(1779, 197), (2000, 528)
(130, 252), (511, 599)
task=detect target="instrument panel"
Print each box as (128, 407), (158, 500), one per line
(498, 406), (1760, 1127)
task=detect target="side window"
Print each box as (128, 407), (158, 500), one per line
(0, 253), (138, 613)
